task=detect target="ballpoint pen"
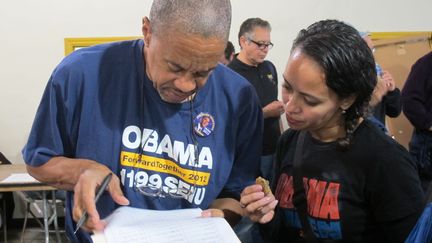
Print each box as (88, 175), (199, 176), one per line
(74, 172), (113, 234)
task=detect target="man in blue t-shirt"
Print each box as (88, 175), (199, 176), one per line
(22, 1), (263, 242)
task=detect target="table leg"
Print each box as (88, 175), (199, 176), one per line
(42, 191), (49, 243)
(52, 191), (61, 243)
(2, 198), (7, 243)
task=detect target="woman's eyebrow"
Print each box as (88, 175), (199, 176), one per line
(283, 76), (321, 101)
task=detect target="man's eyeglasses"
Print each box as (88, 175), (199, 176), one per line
(135, 183), (195, 199)
(248, 38), (274, 50)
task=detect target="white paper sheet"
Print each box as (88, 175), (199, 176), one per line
(0, 173), (38, 183)
(91, 206), (240, 243)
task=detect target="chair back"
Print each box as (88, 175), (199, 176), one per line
(0, 152), (12, 165)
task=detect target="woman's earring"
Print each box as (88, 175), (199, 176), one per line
(341, 109), (346, 114)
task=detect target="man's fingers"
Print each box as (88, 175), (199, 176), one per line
(108, 176), (130, 206)
(81, 179), (100, 221)
(72, 183), (84, 222)
(72, 178), (98, 224)
(77, 216), (107, 233)
(87, 215), (107, 232)
(73, 171), (112, 232)
(201, 209), (224, 218)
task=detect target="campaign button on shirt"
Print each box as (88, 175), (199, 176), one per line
(194, 113), (215, 137)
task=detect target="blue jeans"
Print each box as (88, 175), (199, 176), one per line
(409, 129), (432, 191)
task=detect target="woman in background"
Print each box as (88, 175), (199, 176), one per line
(240, 19), (424, 242)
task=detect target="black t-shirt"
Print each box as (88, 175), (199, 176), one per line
(228, 56), (280, 155)
(261, 120), (424, 242)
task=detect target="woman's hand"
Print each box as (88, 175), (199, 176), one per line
(240, 184), (278, 224)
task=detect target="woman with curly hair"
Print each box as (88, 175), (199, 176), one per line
(240, 19), (424, 242)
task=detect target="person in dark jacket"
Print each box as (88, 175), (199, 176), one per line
(402, 51), (432, 191)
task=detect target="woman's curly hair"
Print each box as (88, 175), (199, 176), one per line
(292, 19), (377, 149)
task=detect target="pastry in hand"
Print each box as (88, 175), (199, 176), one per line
(255, 176), (271, 195)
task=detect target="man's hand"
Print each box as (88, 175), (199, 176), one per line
(201, 208), (225, 218)
(26, 157), (130, 233)
(73, 164), (129, 232)
(263, 100), (285, 118)
(207, 198), (244, 226)
(240, 184), (278, 224)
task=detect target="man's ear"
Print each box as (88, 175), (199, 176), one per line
(142, 17), (152, 46)
(239, 36), (248, 49)
(340, 95), (357, 111)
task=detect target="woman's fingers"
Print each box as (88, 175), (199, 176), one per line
(240, 184), (266, 209)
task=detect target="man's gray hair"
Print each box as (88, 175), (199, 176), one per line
(150, 0), (231, 41)
(238, 18), (271, 45)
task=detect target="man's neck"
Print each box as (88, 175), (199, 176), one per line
(237, 51), (258, 67)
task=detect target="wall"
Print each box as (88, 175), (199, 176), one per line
(1, 0), (432, 163)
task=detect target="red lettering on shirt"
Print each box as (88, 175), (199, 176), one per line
(307, 178), (327, 217)
(275, 173), (341, 220)
(275, 174), (294, 208)
(318, 182), (340, 219)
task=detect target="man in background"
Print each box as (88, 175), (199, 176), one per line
(228, 17), (283, 243)
(228, 18), (283, 183)
(402, 51), (432, 191)
(220, 41), (235, 65)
